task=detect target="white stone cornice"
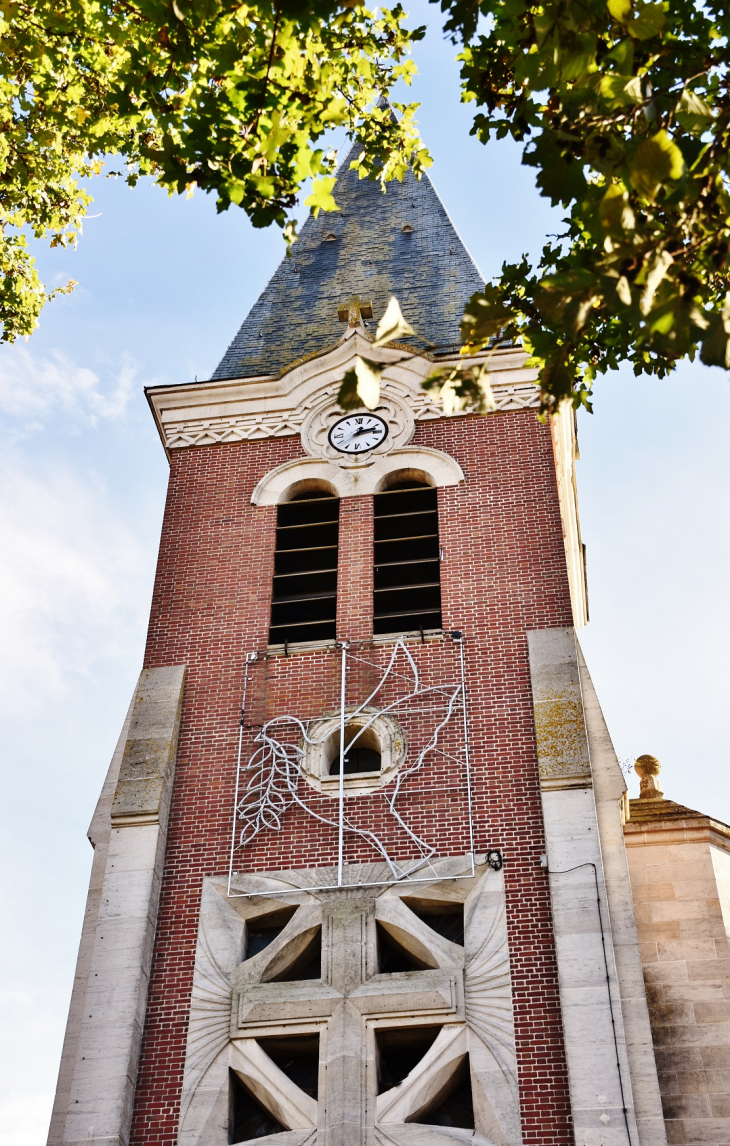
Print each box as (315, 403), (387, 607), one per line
(146, 338), (540, 454)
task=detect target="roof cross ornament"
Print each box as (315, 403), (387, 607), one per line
(337, 295), (373, 327)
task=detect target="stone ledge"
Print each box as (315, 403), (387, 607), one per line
(624, 820), (730, 853)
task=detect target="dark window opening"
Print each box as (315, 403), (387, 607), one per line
(267, 927), (322, 982)
(269, 491), (339, 645)
(376, 922), (431, 973)
(328, 723), (381, 775)
(401, 898), (465, 946)
(374, 481), (441, 635)
(413, 1055), (475, 1129)
(375, 1026), (442, 1094)
(244, 906), (298, 960)
(257, 1034), (320, 1099)
(329, 746), (380, 774)
(229, 1070), (284, 1143)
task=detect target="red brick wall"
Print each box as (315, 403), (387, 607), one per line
(131, 411), (574, 1145)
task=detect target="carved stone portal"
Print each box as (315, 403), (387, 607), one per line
(178, 859), (521, 1146)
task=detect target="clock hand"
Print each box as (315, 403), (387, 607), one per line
(350, 425), (375, 437)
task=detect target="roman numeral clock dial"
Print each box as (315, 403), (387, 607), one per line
(327, 414), (389, 454)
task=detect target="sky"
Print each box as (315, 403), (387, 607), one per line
(1, 4), (729, 1143)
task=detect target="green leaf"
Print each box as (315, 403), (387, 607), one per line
(536, 273), (602, 336)
(354, 356), (383, 408)
(372, 296), (416, 346)
(639, 250), (673, 315)
(599, 182), (636, 233)
(423, 362), (497, 414)
(598, 73), (640, 108)
(606, 0), (664, 37)
(525, 131), (588, 206)
(540, 354), (581, 407)
(304, 176), (339, 217)
(227, 181), (245, 206)
(337, 368), (360, 411)
(627, 2), (665, 39)
(677, 89), (714, 133)
(616, 276), (632, 305)
(585, 132), (626, 175)
(700, 295), (730, 367)
(461, 284), (517, 345)
(336, 358), (383, 410)
(604, 37), (635, 74)
(607, 0), (632, 24)
(466, 363), (498, 413)
(261, 111), (292, 162)
(679, 90), (713, 119)
(283, 219), (299, 252)
(623, 76), (643, 103)
(631, 130), (684, 199)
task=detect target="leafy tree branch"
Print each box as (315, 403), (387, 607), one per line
(433, 0), (730, 411)
(0, 0), (428, 341)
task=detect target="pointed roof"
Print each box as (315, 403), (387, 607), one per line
(212, 142), (483, 380)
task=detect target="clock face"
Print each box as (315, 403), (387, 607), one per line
(328, 413), (389, 454)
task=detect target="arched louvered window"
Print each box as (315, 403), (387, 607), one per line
(269, 490), (339, 646)
(373, 480), (442, 635)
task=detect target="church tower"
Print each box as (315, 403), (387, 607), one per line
(48, 145), (669, 1146)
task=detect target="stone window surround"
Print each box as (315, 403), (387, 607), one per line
(299, 710), (406, 796)
(251, 446), (465, 506)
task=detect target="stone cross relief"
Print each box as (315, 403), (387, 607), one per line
(178, 859), (522, 1146)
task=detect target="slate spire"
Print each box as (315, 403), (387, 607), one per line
(212, 140), (484, 381)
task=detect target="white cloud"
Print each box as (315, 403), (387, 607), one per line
(0, 981), (64, 1146)
(0, 346), (136, 434)
(0, 1092), (54, 1146)
(0, 451), (153, 715)
(0, 442), (161, 1144)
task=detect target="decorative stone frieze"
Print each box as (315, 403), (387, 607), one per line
(146, 333), (540, 456)
(159, 381), (541, 452)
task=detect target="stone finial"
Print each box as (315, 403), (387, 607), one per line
(635, 754), (664, 800)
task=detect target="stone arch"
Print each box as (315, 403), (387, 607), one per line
(376, 467), (435, 491)
(251, 448), (464, 506)
(371, 448), (464, 492)
(251, 459), (343, 506)
(280, 476), (339, 503)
